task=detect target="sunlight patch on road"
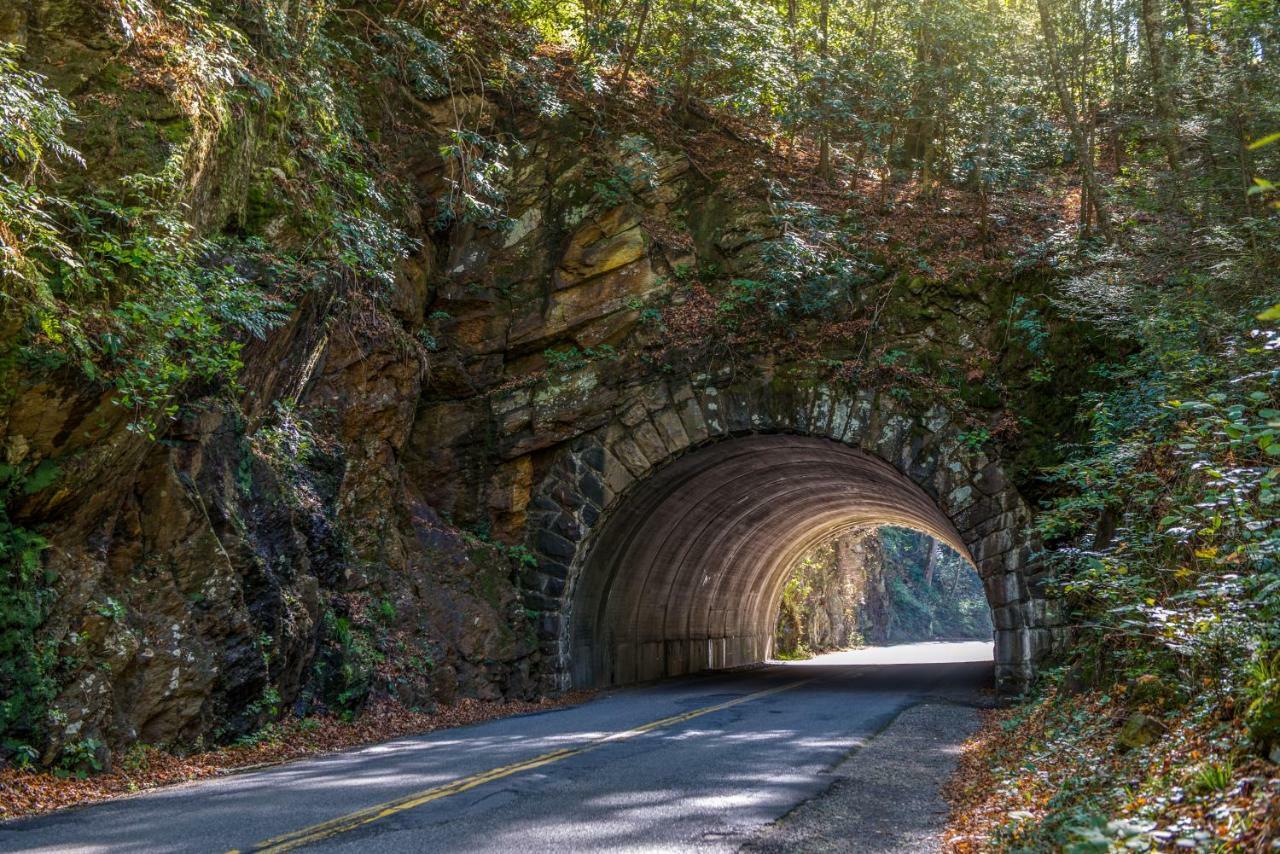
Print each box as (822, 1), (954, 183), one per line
(782, 640), (994, 666)
(232, 678), (812, 853)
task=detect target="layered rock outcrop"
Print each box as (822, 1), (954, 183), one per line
(1, 2), (1097, 765)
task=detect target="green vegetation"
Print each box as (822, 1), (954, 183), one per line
(1, 0), (1277, 835)
(879, 527), (992, 643)
(0, 40), (289, 438)
(774, 528), (990, 658)
(0, 465), (56, 758)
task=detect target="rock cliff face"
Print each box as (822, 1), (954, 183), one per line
(1, 2), (1097, 765)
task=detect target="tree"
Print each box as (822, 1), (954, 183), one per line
(1036, 0), (1114, 241)
(1139, 0), (1183, 172)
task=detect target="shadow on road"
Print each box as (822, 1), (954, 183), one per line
(0, 644), (995, 853)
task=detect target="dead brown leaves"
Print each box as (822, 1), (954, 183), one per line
(942, 707), (1022, 853)
(0, 692), (592, 822)
(942, 690), (1280, 852)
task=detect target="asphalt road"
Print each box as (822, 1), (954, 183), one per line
(0, 643), (993, 854)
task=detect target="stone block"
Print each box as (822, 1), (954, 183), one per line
(530, 493), (561, 514)
(993, 604), (1025, 631)
(670, 381), (696, 404)
(537, 612), (563, 640)
(946, 484), (976, 512)
(653, 407), (690, 453)
(548, 479), (588, 512)
(829, 396), (853, 442)
(1029, 628), (1053, 661)
(576, 440), (606, 472)
(953, 495), (1000, 532)
(842, 390), (875, 444)
(983, 570), (1023, 606)
(974, 461), (1008, 496)
(543, 574), (565, 597)
(723, 390), (754, 432)
(995, 628), (1027, 664)
(1007, 571), (1028, 603)
(791, 385), (816, 433)
(678, 397), (708, 444)
(578, 470), (605, 507)
(699, 390), (727, 436)
(978, 527), (1015, 560)
(923, 404), (949, 433)
(907, 449), (941, 496)
(551, 513), (585, 543)
(631, 421), (668, 465)
(810, 384), (836, 435)
(600, 448), (634, 497)
(875, 412), (916, 463)
(537, 531), (576, 562)
(640, 382), (671, 413)
(963, 510), (1016, 541)
(522, 591), (559, 612)
(995, 662), (1034, 696)
(610, 436), (651, 477)
(619, 400), (649, 428)
(538, 558), (571, 580)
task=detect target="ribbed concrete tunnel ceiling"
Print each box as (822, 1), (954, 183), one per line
(569, 434), (980, 687)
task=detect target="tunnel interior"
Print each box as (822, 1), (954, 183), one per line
(568, 434), (990, 688)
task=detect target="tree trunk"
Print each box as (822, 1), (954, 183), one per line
(788, 0), (799, 63)
(1036, 0), (1114, 241)
(1179, 0), (1204, 41)
(923, 540), (940, 588)
(614, 0), (651, 95)
(1140, 0), (1183, 173)
(816, 0), (833, 180)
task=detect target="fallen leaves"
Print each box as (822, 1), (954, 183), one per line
(942, 688), (1280, 852)
(0, 692), (592, 822)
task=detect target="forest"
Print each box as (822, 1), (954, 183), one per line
(774, 527), (992, 659)
(1, 0), (1278, 848)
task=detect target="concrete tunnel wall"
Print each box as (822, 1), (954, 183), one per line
(569, 436), (972, 687)
(521, 375), (1071, 695)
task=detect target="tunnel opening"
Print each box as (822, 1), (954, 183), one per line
(772, 527), (993, 661)
(565, 434), (993, 689)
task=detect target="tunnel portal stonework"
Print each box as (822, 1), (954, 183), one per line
(523, 371), (1069, 696)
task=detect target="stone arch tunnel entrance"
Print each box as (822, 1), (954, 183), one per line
(522, 378), (1067, 696)
(569, 436), (974, 687)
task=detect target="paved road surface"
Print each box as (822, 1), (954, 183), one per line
(0, 643), (993, 853)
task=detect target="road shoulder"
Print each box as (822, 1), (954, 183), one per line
(741, 702), (981, 853)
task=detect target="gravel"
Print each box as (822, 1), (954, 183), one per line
(741, 702), (982, 853)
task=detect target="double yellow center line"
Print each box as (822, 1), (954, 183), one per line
(232, 678), (811, 853)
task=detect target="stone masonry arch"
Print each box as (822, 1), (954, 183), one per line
(521, 368), (1066, 696)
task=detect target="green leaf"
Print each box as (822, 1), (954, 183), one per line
(1247, 132), (1280, 150)
(21, 461), (60, 495)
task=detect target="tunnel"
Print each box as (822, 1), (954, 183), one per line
(565, 434), (984, 688)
